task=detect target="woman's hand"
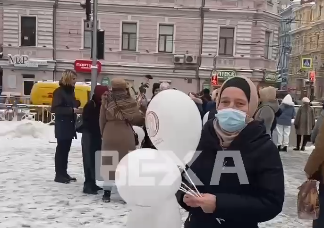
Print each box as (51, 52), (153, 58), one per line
(197, 193), (217, 213)
(183, 194), (200, 207)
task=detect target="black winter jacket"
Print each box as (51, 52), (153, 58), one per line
(177, 120), (285, 228)
(82, 98), (101, 137)
(51, 84), (78, 140)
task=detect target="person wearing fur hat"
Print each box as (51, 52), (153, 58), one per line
(100, 78), (145, 202)
(81, 85), (109, 194)
(294, 97), (315, 151)
(275, 94), (296, 152)
(177, 76), (284, 228)
(254, 86), (280, 136)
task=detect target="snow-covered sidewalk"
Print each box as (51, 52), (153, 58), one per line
(0, 121), (313, 227)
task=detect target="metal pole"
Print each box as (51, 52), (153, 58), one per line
(90, 0), (98, 97)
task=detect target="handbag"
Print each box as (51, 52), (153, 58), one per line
(112, 96), (139, 146)
(76, 100), (95, 133)
(297, 180), (320, 220)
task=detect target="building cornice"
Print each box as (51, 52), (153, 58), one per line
(57, 1), (200, 18)
(1, 0), (54, 8)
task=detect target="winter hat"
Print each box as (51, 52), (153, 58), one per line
(259, 86), (277, 102)
(281, 94), (294, 106)
(111, 78), (127, 90)
(160, 82), (170, 90)
(302, 97), (310, 103)
(152, 83), (160, 94)
(94, 85), (109, 101)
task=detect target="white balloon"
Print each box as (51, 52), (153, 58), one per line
(126, 197), (181, 228)
(155, 197), (182, 228)
(146, 90), (202, 165)
(133, 126), (145, 145)
(115, 148), (182, 206)
(203, 111), (209, 125)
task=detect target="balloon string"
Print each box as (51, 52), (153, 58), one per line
(183, 169), (202, 197)
(181, 182), (200, 197)
(179, 187), (195, 197)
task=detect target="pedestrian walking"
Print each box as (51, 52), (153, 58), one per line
(81, 85), (108, 194)
(51, 70), (80, 184)
(311, 102), (324, 144)
(100, 78), (145, 202)
(177, 76), (284, 228)
(276, 94), (296, 152)
(294, 97), (315, 151)
(254, 86), (279, 136)
(305, 118), (324, 228)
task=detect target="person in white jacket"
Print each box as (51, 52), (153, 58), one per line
(275, 94), (296, 152)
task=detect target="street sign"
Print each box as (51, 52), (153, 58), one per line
(301, 58), (312, 69)
(101, 77), (111, 86)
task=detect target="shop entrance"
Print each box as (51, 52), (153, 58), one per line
(22, 74), (35, 96)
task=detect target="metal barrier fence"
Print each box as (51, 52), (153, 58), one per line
(0, 104), (322, 123)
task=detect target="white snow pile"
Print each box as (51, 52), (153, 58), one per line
(0, 120), (53, 139)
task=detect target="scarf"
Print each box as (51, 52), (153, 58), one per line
(214, 76), (258, 148)
(105, 90), (139, 121)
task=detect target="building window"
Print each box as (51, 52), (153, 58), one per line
(23, 80), (34, 96)
(219, 27), (234, 56)
(158, 24), (174, 53)
(122, 22), (137, 51)
(264, 31), (271, 59)
(20, 16), (37, 46)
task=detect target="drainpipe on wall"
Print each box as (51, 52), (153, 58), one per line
(195, 0), (205, 92)
(52, 0), (58, 81)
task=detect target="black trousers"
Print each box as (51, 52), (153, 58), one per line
(313, 184), (324, 228)
(55, 139), (72, 176)
(81, 132), (102, 186)
(296, 135), (311, 148)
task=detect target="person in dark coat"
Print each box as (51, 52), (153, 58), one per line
(51, 70), (80, 184)
(81, 85), (108, 195)
(189, 93), (204, 119)
(177, 76), (284, 228)
(205, 89), (217, 113)
(201, 88), (212, 114)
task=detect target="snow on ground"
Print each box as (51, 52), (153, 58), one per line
(0, 121), (314, 227)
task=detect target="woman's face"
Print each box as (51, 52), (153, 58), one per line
(71, 75), (77, 85)
(218, 87), (249, 114)
(102, 91), (108, 99)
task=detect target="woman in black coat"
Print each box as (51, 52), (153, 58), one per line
(81, 85), (108, 195)
(177, 76), (284, 228)
(51, 70), (80, 184)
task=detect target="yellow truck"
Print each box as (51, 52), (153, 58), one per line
(30, 81), (91, 108)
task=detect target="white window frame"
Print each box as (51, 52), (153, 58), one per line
(120, 20), (139, 52)
(81, 19), (101, 49)
(22, 79), (35, 96)
(217, 26), (236, 56)
(19, 15), (38, 47)
(156, 23), (175, 53)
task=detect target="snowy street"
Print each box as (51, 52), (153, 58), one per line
(0, 121), (314, 228)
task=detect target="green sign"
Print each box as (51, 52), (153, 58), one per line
(264, 73), (279, 82)
(101, 77), (110, 86)
(217, 70), (236, 80)
(202, 83), (210, 90)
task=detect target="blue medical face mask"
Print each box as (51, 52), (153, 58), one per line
(215, 108), (247, 133)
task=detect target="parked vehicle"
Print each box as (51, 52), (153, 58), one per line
(30, 81), (92, 108)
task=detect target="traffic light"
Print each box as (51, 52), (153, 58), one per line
(80, 0), (91, 21)
(309, 71), (315, 82)
(211, 75), (218, 86)
(91, 30), (105, 60)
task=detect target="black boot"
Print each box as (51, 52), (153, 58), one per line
(301, 135), (309, 151)
(83, 185), (98, 195)
(102, 190), (111, 203)
(282, 146), (287, 152)
(277, 145), (281, 151)
(294, 135), (301, 151)
(93, 185), (103, 191)
(54, 175), (70, 184)
(64, 174), (77, 182)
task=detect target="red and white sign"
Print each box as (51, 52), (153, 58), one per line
(74, 60), (102, 73)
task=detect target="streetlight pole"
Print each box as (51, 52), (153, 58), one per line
(90, 0), (98, 97)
